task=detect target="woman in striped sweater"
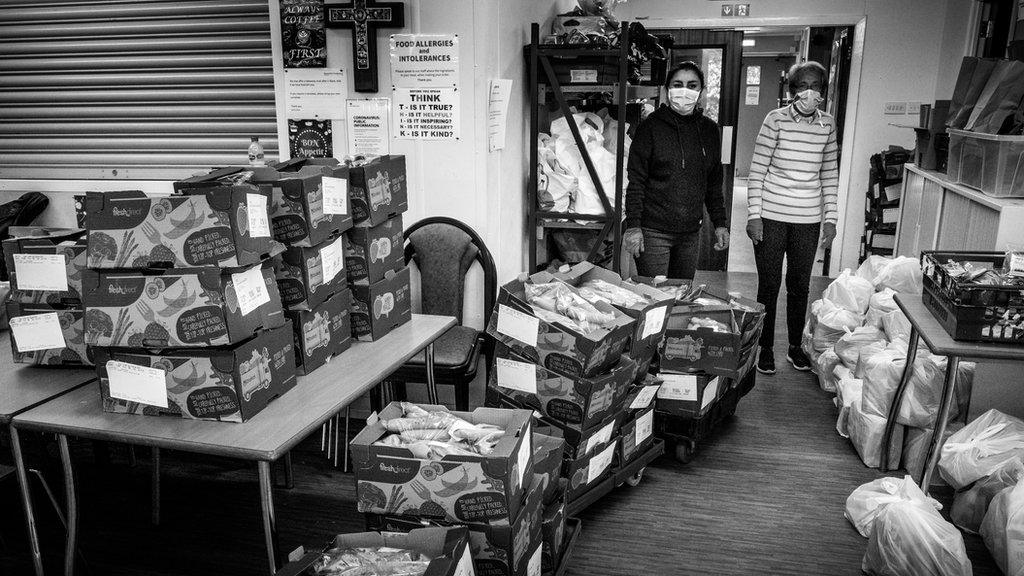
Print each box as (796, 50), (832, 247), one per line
(746, 61), (839, 375)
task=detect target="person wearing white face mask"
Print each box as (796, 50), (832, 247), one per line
(746, 60), (840, 376)
(623, 62), (729, 280)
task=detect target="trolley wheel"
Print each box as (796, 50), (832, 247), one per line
(625, 467), (646, 487)
(674, 440), (696, 463)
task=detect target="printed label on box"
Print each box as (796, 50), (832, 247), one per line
(517, 430), (532, 489)
(319, 236), (345, 282)
(322, 176), (348, 215)
(496, 357), (538, 394)
(246, 193), (271, 237)
(570, 69), (598, 83)
(584, 420), (615, 455)
(527, 545), (542, 576)
(587, 442), (615, 484)
(657, 373), (698, 401)
(630, 385), (660, 410)
(107, 360), (169, 408)
(641, 306), (666, 339)
(497, 303), (538, 347)
(636, 410), (654, 445)
(455, 544), (474, 576)
(9, 312), (66, 352)
(13, 253), (69, 292)
(232, 266), (271, 316)
(701, 377), (720, 410)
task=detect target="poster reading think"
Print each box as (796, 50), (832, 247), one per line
(389, 34), (459, 88)
(280, 0), (326, 68)
(289, 119), (333, 158)
(393, 88), (460, 140)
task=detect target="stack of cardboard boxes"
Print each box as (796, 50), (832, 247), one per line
(353, 401), (544, 576)
(342, 155), (412, 341)
(81, 173), (297, 422)
(3, 228), (91, 365)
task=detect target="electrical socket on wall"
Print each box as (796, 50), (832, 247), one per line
(884, 101), (907, 115)
(907, 101), (922, 115)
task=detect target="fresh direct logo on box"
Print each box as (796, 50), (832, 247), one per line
(107, 284), (140, 295)
(379, 462), (414, 475)
(111, 206), (146, 218)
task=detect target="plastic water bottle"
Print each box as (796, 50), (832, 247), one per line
(248, 136), (265, 167)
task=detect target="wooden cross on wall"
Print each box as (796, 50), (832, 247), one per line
(325, 0), (405, 93)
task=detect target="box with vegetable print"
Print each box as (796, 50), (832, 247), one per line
(536, 414), (620, 461)
(88, 179), (278, 269)
(252, 158), (352, 247)
(617, 406), (655, 465)
(5, 302), (91, 366)
(344, 214), (404, 285)
(654, 372), (726, 419)
(81, 262), (284, 348)
(660, 290), (764, 379)
(349, 266), (412, 341)
(486, 273), (636, 380)
(531, 432), (566, 506)
(486, 342), (634, 436)
(347, 154), (408, 227)
(541, 499), (567, 573)
(3, 228), (87, 305)
(351, 402), (535, 525)
(94, 322), (296, 422)
(560, 436), (617, 502)
(284, 288), (352, 375)
(272, 234), (347, 311)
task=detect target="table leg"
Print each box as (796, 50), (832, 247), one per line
(921, 356), (961, 492)
(57, 434), (77, 576)
(257, 461), (280, 574)
(11, 427), (44, 576)
(880, 328), (920, 472)
(425, 343), (438, 405)
(283, 453), (294, 490)
(151, 447), (161, 526)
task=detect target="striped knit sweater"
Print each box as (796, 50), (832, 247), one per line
(747, 105), (839, 225)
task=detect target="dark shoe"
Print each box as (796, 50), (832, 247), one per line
(756, 347), (776, 375)
(787, 346), (812, 371)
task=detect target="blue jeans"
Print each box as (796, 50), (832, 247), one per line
(637, 228), (701, 280)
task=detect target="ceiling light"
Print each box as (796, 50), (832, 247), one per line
(742, 38), (756, 47)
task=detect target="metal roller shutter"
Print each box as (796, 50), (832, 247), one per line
(0, 0), (278, 180)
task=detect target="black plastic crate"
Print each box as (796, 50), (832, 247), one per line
(922, 281), (1024, 343)
(921, 250), (1024, 307)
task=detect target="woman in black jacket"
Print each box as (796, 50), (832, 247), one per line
(623, 62), (729, 279)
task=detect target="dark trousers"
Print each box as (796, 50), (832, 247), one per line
(637, 228), (701, 280)
(754, 218), (821, 349)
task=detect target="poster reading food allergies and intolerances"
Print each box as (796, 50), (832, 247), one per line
(289, 119), (333, 158)
(281, 0), (326, 68)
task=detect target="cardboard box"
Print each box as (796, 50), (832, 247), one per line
(487, 342), (634, 436)
(553, 262), (674, 355)
(366, 474), (545, 576)
(350, 266), (412, 341)
(344, 214), (405, 284)
(272, 234), (348, 311)
(532, 432), (566, 506)
(617, 406), (655, 465)
(536, 414), (620, 460)
(351, 402), (535, 525)
(284, 288), (352, 375)
(630, 341), (658, 385)
(94, 322), (297, 423)
(660, 291), (764, 379)
(654, 372), (725, 419)
(348, 155), (409, 227)
(253, 158), (353, 247)
(82, 262), (284, 348)
(5, 301), (91, 366)
(2, 228), (87, 305)
(275, 526), (473, 576)
(486, 273), (636, 379)
(87, 185), (279, 269)
(541, 500), (567, 573)
(621, 379), (662, 415)
(562, 437), (617, 501)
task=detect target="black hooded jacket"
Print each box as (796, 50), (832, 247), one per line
(624, 105), (727, 234)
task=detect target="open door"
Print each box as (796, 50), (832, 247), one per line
(661, 29), (744, 272)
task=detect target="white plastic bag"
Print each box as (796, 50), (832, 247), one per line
(855, 341), (889, 379)
(866, 288), (899, 328)
(846, 475), (942, 538)
(814, 299), (865, 351)
(824, 269), (874, 314)
(573, 140), (617, 216)
(861, 349), (908, 418)
(953, 458), (1024, 534)
(858, 255), (892, 285)
(849, 400), (904, 469)
(835, 325), (887, 368)
(903, 422), (964, 487)
(897, 356), (975, 429)
(882, 308), (912, 342)
(537, 141), (574, 212)
(863, 499), (972, 576)
(816, 348), (841, 393)
(940, 409), (1024, 489)
(875, 256), (924, 294)
(980, 478), (1024, 575)
(835, 376), (863, 438)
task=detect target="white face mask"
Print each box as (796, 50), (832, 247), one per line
(795, 89), (823, 114)
(667, 87), (701, 115)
